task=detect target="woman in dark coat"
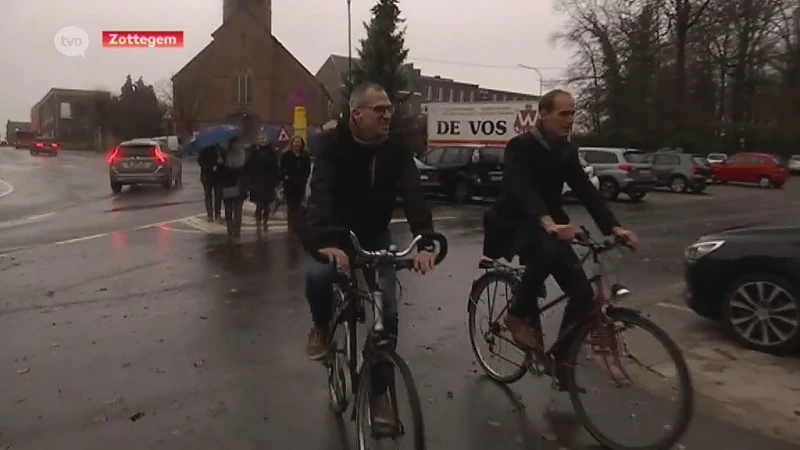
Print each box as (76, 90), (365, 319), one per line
(198, 145), (224, 222)
(217, 138), (248, 243)
(279, 135), (312, 231)
(245, 131), (280, 234)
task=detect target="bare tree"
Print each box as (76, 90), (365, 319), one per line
(153, 78), (173, 116)
(172, 79), (206, 136)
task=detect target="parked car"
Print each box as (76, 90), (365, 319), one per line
(30, 138), (59, 157)
(414, 156), (441, 192)
(578, 147), (656, 201)
(647, 152), (713, 193)
(562, 156), (600, 196)
(711, 152), (788, 188)
(108, 138), (183, 193)
(789, 155), (800, 174)
(706, 153), (727, 164)
(420, 145), (504, 203)
(683, 226), (800, 354)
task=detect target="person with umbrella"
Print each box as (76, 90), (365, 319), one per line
(198, 145), (224, 222)
(245, 130), (280, 236)
(217, 137), (248, 243)
(280, 135), (312, 231)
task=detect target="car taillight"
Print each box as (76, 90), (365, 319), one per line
(107, 148), (120, 164)
(51, 142), (58, 148)
(153, 147), (167, 164)
(619, 164), (633, 172)
(35, 142), (44, 148)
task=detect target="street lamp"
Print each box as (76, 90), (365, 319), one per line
(518, 64), (543, 96)
(347, 0), (353, 88)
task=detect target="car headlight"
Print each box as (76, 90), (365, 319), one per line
(684, 240), (724, 261)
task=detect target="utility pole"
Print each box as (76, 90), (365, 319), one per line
(518, 64), (543, 96)
(347, 0), (353, 89)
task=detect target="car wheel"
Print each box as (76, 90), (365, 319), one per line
(452, 181), (471, 204)
(162, 171), (173, 190)
(599, 178), (619, 201)
(771, 181), (784, 189)
(722, 273), (800, 355)
(111, 181), (123, 194)
(758, 176), (771, 188)
(669, 175), (688, 193)
(176, 170), (183, 187)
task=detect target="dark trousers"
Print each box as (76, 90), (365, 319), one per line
(510, 235), (594, 362)
(202, 176), (222, 219)
(285, 191), (304, 230)
(223, 199), (244, 237)
(253, 190), (275, 225)
(306, 232), (397, 395)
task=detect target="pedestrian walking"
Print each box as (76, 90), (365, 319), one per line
(218, 138), (247, 243)
(198, 145), (224, 222)
(245, 131), (280, 237)
(280, 135), (312, 231)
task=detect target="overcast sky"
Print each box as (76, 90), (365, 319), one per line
(0, 0), (571, 130)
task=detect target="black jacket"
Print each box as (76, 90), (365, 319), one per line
(197, 146), (222, 182)
(245, 144), (280, 201)
(280, 149), (311, 197)
(304, 120), (434, 251)
(487, 128), (619, 256)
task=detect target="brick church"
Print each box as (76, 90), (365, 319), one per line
(171, 0), (333, 144)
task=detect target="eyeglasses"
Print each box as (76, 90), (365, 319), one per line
(366, 105), (394, 115)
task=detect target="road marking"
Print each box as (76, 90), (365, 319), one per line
(0, 179), (13, 199)
(54, 233), (108, 245)
(656, 302), (694, 313)
(0, 212), (56, 230)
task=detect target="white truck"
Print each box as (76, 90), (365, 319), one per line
(425, 101), (539, 148)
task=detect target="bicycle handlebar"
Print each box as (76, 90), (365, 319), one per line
(573, 225), (633, 254)
(314, 227), (448, 268)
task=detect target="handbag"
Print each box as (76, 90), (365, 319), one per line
(222, 182), (241, 199)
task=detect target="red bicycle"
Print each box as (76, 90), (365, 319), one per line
(467, 227), (693, 450)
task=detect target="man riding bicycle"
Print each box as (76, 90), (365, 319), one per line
(483, 89), (639, 388)
(303, 82), (438, 425)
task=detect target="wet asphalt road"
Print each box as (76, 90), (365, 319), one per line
(1, 146), (799, 449)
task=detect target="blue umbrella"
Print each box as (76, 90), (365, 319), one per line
(184, 124), (242, 153)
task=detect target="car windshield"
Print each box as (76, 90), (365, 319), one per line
(481, 147), (504, 164)
(692, 156), (710, 167)
(623, 151), (647, 163)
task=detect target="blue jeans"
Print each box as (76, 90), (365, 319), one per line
(306, 232), (397, 393)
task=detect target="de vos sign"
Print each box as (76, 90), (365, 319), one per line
(427, 101), (539, 146)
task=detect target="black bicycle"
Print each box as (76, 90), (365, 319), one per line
(319, 228), (448, 450)
(467, 227), (693, 450)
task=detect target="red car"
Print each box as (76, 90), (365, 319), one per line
(711, 152), (788, 188)
(30, 138), (59, 157)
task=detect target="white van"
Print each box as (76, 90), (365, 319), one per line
(151, 135), (182, 156)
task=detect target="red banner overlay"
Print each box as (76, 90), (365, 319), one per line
(102, 31), (183, 48)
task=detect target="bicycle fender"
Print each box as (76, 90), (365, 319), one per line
(604, 305), (642, 317)
(467, 270), (519, 312)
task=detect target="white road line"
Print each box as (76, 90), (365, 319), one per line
(656, 302), (694, 313)
(0, 211), (56, 230)
(0, 179), (13, 199)
(54, 233), (108, 245)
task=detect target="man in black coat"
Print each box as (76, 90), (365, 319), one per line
(303, 83), (439, 428)
(198, 145), (224, 222)
(486, 89), (639, 388)
(245, 131), (280, 233)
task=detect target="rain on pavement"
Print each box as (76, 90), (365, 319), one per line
(1, 146), (799, 449)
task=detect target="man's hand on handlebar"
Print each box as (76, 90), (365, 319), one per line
(414, 250), (436, 274)
(611, 226), (639, 250)
(319, 247), (350, 272)
(546, 223), (576, 241)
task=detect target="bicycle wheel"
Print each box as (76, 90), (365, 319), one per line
(355, 349), (425, 450)
(468, 271), (528, 383)
(566, 308), (694, 450)
(326, 309), (353, 415)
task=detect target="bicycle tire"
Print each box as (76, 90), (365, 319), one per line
(566, 308), (694, 450)
(468, 271), (528, 383)
(326, 290), (355, 415)
(355, 349), (425, 450)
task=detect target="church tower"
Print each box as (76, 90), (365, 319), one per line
(223, 0), (271, 33)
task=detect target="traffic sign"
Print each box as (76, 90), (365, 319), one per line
(276, 125), (291, 143)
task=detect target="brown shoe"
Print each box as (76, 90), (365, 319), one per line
(305, 326), (328, 360)
(504, 314), (543, 350)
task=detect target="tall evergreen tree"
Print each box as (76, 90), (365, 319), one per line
(341, 0), (409, 117)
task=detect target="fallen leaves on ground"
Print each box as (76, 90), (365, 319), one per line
(129, 411), (145, 422)
(17, 367), (30, 375)
(193, 358), (206, 368)
(93, 415), (107, 423)
(103, 397), (121, 405)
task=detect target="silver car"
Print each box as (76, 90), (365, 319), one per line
(108, 138), (183, 193)
(789, 155), (800, 174)
(578, 147), (656, 201)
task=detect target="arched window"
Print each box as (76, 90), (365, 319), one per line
(231, 67), (253, 105)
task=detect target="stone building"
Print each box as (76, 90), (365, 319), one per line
(29, 88), (111, 149)
(171, 0), (333, 144)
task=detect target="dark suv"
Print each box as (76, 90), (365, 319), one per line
(648, 152), (713, 193)
(30, 138), (59, 156)
(421, 145), (504, 203)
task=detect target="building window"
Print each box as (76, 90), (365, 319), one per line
(437, 87), (443, 101)
(231, 68), (253, 105)
(447, 89), (453, 102)
(407, 103), (413, 115)
(470, 91), (475, 102)
(425, 86), (432, 100)
(459, 90), (465, 102)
